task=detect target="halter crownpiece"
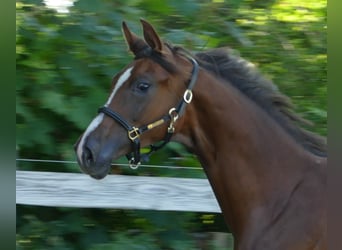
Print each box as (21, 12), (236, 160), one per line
(98, 56), (199, 169)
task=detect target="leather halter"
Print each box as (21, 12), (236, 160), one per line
(98, 56), (199, 169)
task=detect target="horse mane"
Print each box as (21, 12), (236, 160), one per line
(171, 46), (327, 157)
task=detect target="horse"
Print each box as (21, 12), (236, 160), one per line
(74, 20), (327, 250)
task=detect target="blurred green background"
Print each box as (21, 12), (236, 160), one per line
(16, 0), (326, 249)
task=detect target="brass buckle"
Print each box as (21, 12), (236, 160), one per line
(183, 89), (193, 104)
(128, 127), (140, 141)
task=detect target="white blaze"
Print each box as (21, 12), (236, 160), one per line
(76, 66), (133, 164)
(76, 113), (105, 164)
(105, 67), (133, 107)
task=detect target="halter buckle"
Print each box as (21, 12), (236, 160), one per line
(128, 127), (140, 141)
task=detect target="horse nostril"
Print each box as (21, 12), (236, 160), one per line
(83, 146), (95, 166)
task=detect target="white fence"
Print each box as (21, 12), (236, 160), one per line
(16, 170), (221, 213)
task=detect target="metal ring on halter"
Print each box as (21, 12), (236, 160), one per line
(168, 107), (179, 121)
(183, 89), (193, 104)
(168, 108), (179, 133)
(129, 158), (141, 169)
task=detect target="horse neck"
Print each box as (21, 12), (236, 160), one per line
(175, 69), (314, 236)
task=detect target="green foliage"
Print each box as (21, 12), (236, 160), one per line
(16, 0), (326, 248)
(17, 206), (229, 249)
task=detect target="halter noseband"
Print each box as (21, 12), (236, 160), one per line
(98, 56), (199, 169)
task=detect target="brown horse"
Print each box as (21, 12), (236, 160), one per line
(74, 20), (327, 250)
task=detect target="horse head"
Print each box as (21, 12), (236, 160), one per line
(74, 20), (197, 179)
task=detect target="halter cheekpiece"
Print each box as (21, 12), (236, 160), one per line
(98, 56), (199, 169)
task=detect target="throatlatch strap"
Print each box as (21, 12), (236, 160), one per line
(176, 57), (199, 116)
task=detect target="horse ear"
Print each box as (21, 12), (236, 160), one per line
(122, 21), (148, 56)
(140, 19), (163, 53)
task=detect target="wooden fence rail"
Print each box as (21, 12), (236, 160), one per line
(16, 170), (221, 213)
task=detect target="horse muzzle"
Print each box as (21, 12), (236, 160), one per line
(74, 136), (116, 180)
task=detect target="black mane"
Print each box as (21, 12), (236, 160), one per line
(173, 46), (326, 157)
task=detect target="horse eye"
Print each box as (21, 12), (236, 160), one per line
(136, 82), (151, 92)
